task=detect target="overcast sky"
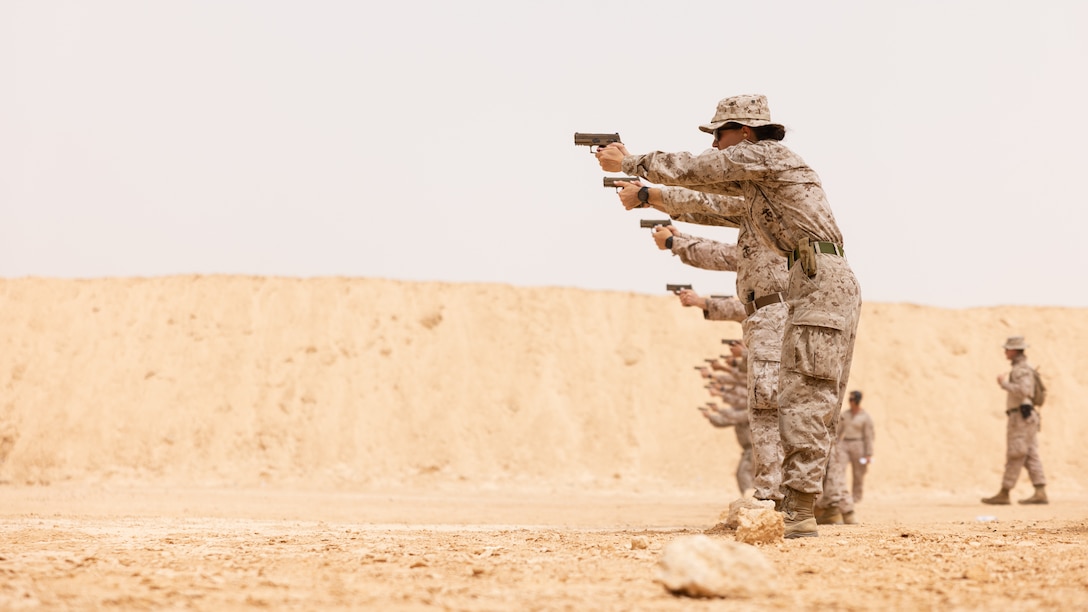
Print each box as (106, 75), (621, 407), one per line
(3, 1), (1085, 308)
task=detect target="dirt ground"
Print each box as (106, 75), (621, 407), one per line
(1, 485), (1086, 611)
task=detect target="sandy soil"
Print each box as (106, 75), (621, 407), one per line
(2, 485), (1086, 611)
(3, 277), (1088, 609)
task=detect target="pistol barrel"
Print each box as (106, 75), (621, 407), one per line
(640, 219), (672, 228)
(603, 176), (639, 188)
(574, 132), (621, 146)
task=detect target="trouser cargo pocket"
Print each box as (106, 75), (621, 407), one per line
(783, 309), (847, 381)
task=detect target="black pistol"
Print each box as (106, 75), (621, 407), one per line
(574, 132), (622, 152)
(640, 219), (673, 229)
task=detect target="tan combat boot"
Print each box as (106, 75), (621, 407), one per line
(815, 507), (844, 525)
(981, 488), (1011, 505)
(1018, 485), (1048, 505)
(783, 488), (818, 539)
(842, 510), (857, 525)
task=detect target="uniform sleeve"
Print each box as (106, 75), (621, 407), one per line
(672, 211), (740, 227)
(704, 296), (746, 323)
(712, 370), (744, 387)
(1001, 363), (1036, 406)
(659, 186), (746, 218)
(719, 386), (748, 409)
(707, 407), (748, 428)
(670, 235), (738, 272)
(624, 148), (769, 192)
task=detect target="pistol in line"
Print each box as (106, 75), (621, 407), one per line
(640, 219), (673, 229)
(573, 132), (622, 152)
(666, 283), (693, 294)
(603, 176), (640, 189)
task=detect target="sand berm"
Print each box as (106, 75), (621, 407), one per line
(2, 275), (1084, 500)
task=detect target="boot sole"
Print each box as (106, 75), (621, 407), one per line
(784, 531), (818, 539)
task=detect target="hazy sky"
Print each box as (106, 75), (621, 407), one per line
(3, 1), (1086, 308)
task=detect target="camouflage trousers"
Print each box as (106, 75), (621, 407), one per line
(840, 438), (870, 502)
(735, 439), (754, 494)
(1002, 408), (1046, 490)
(816, 434), (855, 513)
(741, 301), (788, 503)
(778, 255), (862, 495)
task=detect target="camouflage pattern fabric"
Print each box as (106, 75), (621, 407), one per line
(657, 186), (789, 503)
(839, 408), (875, 501)
(816, 433), (854, 514)
(1000, 354), (1046, 489)
(625, 137), (861, 497)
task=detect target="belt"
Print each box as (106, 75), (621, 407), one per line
(844, 438), (862, 441)
(787, 241), (844, 269)
(744, 292), (785, 316)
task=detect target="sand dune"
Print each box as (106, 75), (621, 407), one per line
(1, 276), (1084, 499)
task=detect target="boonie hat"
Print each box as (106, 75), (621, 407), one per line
(1003, 336), (1029, 350)
(699, 94), (775, 134)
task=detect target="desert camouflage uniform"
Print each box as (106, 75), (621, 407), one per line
(839, 407), (875, 501)
(704, 359), (755, 495)
(999, 354), (1046, 490)
(656, 186), (787, 504)
(625, 139), (862, 498)
(816, 416), (854, 515)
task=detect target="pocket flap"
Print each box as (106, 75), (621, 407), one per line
(793, 309), (845, 331)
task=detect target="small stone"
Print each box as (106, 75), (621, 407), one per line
(655, 534), (777, 598)
(723, 497), (776, 529)
(734, 508), (784, 544)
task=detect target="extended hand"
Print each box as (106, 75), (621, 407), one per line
(616, 181), (643, 210)
(677, 289), (706, 310)
(595, 143), (628, 172)
(652, 225), (674, 250)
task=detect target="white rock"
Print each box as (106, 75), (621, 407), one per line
(655, 534), (777, 598)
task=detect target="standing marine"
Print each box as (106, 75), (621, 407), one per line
(597, 94), (861, 538)
(982, 336), (1047, 505)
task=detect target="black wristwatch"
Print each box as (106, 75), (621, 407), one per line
(637, 186), (650, 207)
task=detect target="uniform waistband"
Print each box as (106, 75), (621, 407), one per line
(787, 241), (844, 269)
(843, 438), (862, 441)
(744, 292), (785, 316)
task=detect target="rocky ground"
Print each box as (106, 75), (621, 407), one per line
(1, 486), (1085, 610)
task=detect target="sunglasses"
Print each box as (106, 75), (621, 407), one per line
(714, 125), (742, 139)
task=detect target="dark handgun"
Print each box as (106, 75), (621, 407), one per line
(603, 176), (640, 189)
(574, 132), (622, 152)
(640, 219), (673, 228)
(666, 284), (692, 294)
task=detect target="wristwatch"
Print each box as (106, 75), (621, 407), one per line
(637, 186), (650, 207)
